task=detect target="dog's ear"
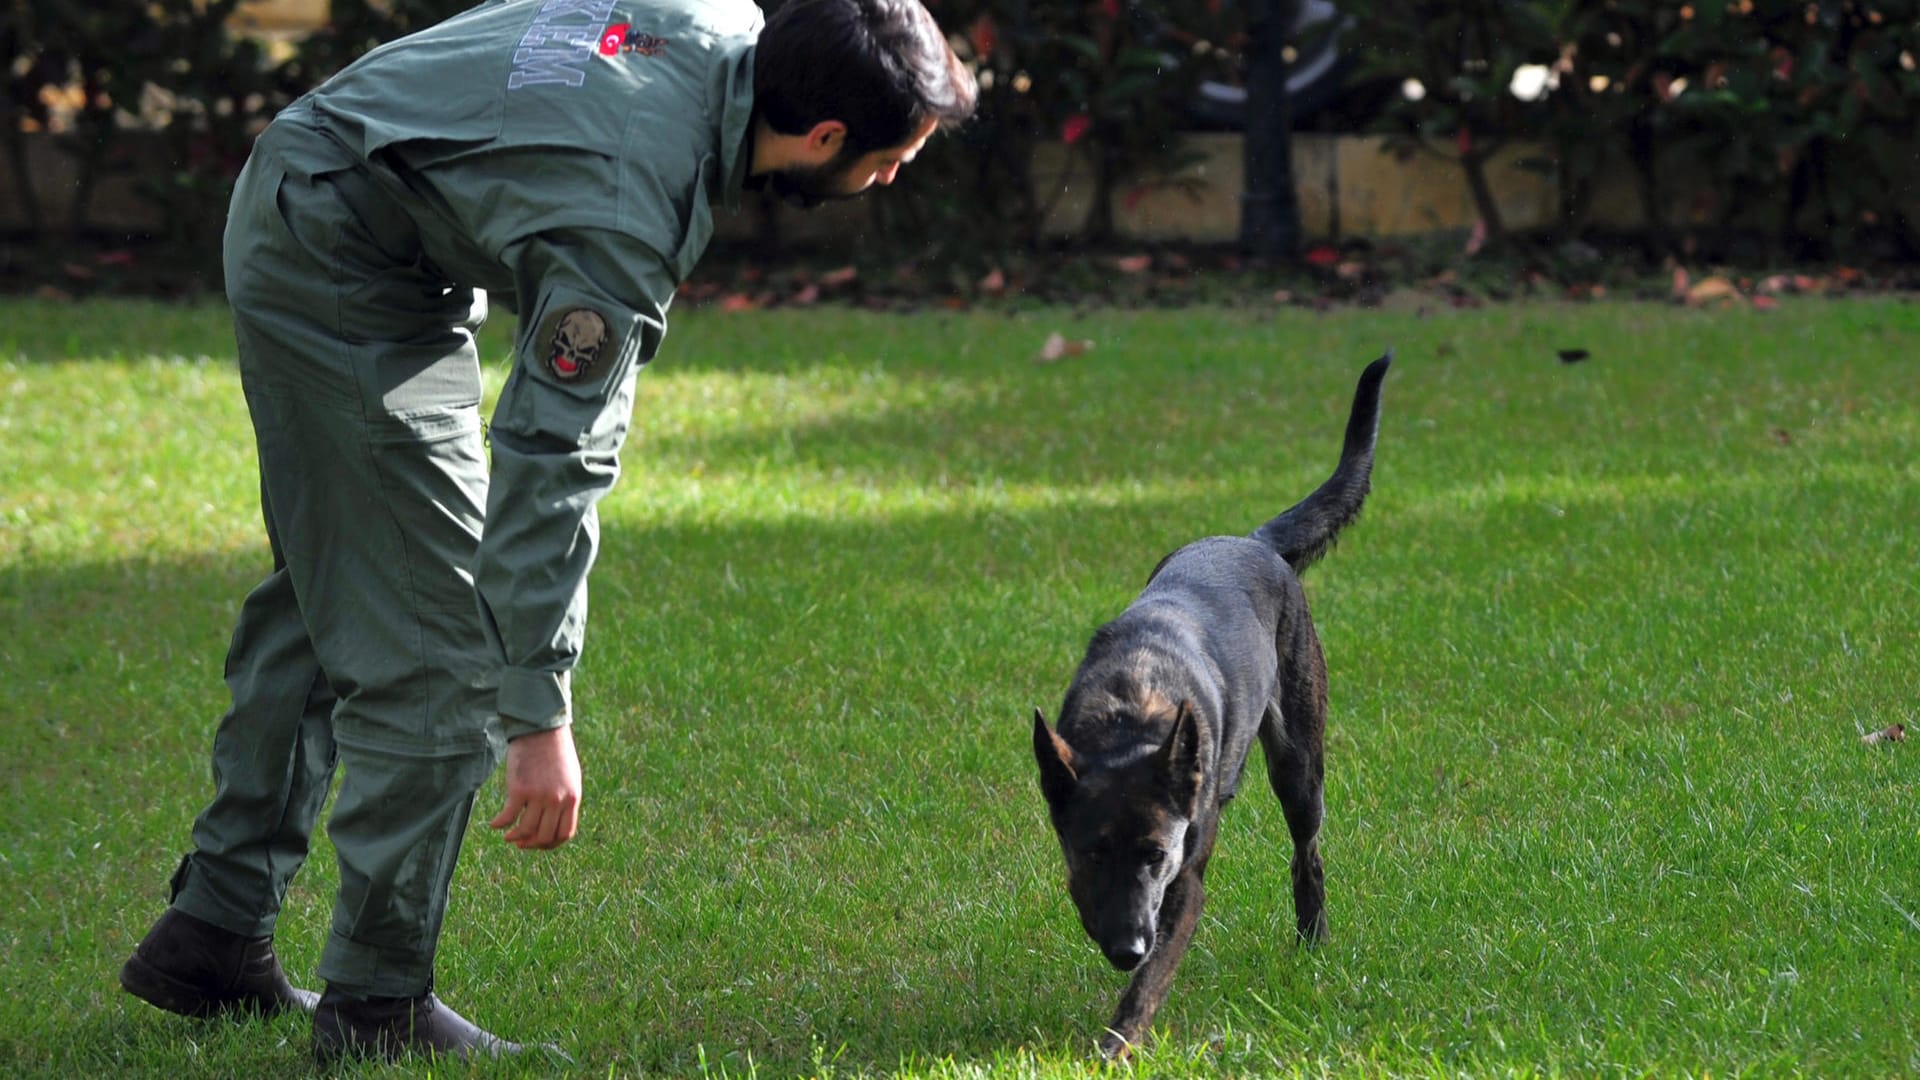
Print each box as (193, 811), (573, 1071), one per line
(1033, 709), (1079, 807)
(1157, 701), (1204, 818)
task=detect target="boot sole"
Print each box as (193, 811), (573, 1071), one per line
(311, 1007), (568, 1066)
(119, 953), (230, 1018)
(119, 953), (319, 1019)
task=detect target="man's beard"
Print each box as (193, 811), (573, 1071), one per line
(766, 145), (863, 210)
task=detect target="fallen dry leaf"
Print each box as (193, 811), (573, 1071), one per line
(1115, 254), (1152, 274)
(720, 293), (759, 312)
(1685, 275), (1740, 306)
(1861, 723), (1906, 746)
(1758, 273), (1824, 296)
(819, 265), (859, 288)
(1034, 332), (1094, 364)
(789, 283), (820, 306)
(1752, 295), (1779, 312)
(978, 267), (1007, 295)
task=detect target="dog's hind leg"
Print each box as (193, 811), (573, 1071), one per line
(1259, 619), (1330, 943)
(1259, 701), (1328, 944)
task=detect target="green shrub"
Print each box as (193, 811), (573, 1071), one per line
(4, 0), (293, 256)
(1340, 0), (1920, 257)
(859, 0), (1242, 254)
(6, 0), (1235, 271)
(9, 0), (1916, 275)
(1330, 0), (1558, 246)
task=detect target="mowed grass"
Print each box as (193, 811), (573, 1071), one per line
(1, 296), (1917, 1078)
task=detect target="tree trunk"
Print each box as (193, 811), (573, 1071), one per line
(1460, 148), (1507, 247)
(1, 123), (43, 241)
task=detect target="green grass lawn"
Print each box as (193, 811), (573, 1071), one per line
(2, 296), (1917, 1078)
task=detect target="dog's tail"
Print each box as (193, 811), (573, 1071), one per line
(1251, 351), (1391, 573)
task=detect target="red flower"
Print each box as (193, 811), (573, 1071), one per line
(968, 13), (997, 59)
(1062, 113), (1093, 144)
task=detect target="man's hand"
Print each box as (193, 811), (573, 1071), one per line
(489, 725), (582, 850)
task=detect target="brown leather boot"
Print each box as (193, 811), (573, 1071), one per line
(119, 908), (319, 1018)
(312, 984), (563, 1064)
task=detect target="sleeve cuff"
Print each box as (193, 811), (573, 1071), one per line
(497, 666), (572, 741)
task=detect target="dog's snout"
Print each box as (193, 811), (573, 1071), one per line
(1104, 936), (1151, 971)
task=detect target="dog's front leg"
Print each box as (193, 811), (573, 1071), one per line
(1097, 860), (1209, 1058)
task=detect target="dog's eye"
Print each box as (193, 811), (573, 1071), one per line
(1144, 850), (1167, 871)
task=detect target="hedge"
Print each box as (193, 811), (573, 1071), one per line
(4, 0), (1916, 272)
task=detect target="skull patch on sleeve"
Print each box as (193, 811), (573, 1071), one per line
(548, 308), (609, 382)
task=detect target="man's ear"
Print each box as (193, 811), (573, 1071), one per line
(1033, 709), (1078, 807)
(803, 119), (847, 159)
(1157, 701), (1204, 818)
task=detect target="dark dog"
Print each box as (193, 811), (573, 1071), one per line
(1033, 353), (1389, 1057)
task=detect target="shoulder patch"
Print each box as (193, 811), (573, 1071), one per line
(598, 21), (669, 57)
(548, 308), (609, 381)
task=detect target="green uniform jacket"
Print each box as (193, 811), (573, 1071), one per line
(268, 0), (759, 739)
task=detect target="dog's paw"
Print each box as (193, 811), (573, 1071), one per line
(1296, 913), (1330, 947)
(1097, 1030), (1135, 1061)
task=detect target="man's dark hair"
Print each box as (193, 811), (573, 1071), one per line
(754, 0), (978, 157)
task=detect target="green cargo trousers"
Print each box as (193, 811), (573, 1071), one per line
(167, 120), (507, 997)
